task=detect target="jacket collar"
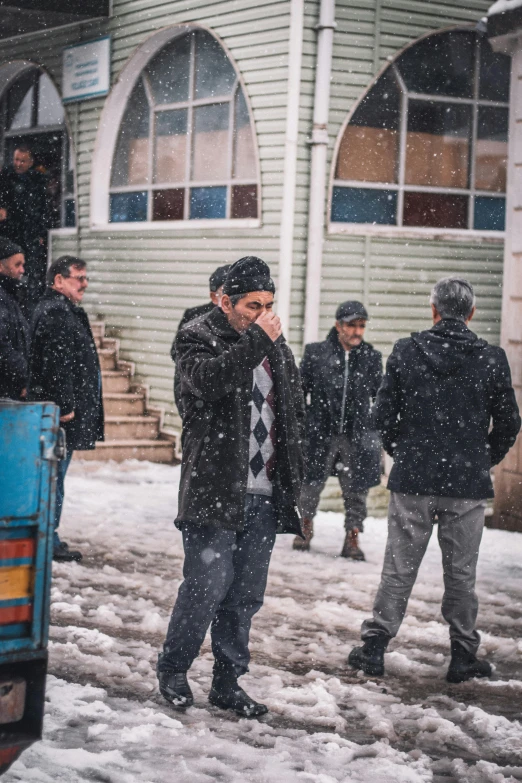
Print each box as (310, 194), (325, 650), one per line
(0, 274), (20, 297)
(43, 287), (82, 312)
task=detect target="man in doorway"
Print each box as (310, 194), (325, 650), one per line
(349, 278), (521, 683)
(158, 256), (304, 716)
(0, 145), (51, 313)
(172, 264), (231, 416)
(28, 256), (104, 562)
(0, 238), (28, 400)
(294, 301), (382, 560)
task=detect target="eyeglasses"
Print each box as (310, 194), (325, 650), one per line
(68, 275), (89, 284)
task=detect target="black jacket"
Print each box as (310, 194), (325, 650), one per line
(175, 307), (305, 534)
(373, 319), (521, 499)
(171, 302), (216, 415)
(0, 167), (51, 250)
(0, 275), (29, 399)
(27, 289), (104, 450)
(301, 329), (383, 490)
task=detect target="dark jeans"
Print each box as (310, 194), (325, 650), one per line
(158, 494), (278, 677)
(54, 448), (73, 545)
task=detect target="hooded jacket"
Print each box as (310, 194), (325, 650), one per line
(0, 274), (29, 399)
(300, 328), (382, 490)
(175, 306), (305, 535)
(372, 319), (521, 499)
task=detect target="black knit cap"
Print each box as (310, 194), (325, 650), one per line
(222, 256), (275, 297)
(335, 300), (369, 323)
(0, 238), (23, 262)
(209, 264), (231, 292)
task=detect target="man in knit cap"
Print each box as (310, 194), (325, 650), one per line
(158, 256), (305, 717)
(0, 238), (28, 400)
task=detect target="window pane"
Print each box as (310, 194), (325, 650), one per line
(405, 101), (471, 189)
(192, 103), (230, 181)
(331, 186), (397, 224)
(146, 34), (191, 105)
(7, 73), (35, 129)
(231, 184), (257, 218)
(111, 80), (150, 187)
(336, 71), (400, 183)
(475, 106), (508, 192)
(403, 192), (468, 229)
(474, 197), (505, 231)
(154, 109), (187, 183)
(153, 188), (185, 220)
(397, 31), (475, 99)
(194, 30), (236, 100)
(110, 191), (148, 222)
(10, 85), (33, 130)
(233, 89), (256, 179)
(190, 186), (227, 219)
(479, 38), (510, 103)
(64, 199), (76, 228)
(37, 73), (64, 126)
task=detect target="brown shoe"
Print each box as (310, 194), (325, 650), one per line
(293, 517), (314, 551)
(340, 529), (365, 561)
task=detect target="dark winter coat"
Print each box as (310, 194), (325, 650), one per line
(300, 329), (383, 491)
(27, 289), (104, 451)
(175, 306), (305, 535)
(0, 275), (29, 399)
(0, 167), (50, 250)
(171, 301), (216, 416)
(373, 318), (521, 499)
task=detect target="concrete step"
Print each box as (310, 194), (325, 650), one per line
(90, 321), (105, 340)
(103, 393), (146, 416)
(98, 348), (117, 371)
(77, 439), (176, 463)
(104, 415), (160, 441)
(102, 369), (131, 394)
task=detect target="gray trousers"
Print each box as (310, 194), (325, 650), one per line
(301, 435), (367, 532)
(158, 494), (277, 677)
(362, 492), (486, 653)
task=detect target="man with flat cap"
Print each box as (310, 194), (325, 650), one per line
(158, 256), (305, 717)
(294, 301), (382, 560)
(171, 264), (231, 416)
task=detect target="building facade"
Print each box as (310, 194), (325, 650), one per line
(0, 0), (506, 436)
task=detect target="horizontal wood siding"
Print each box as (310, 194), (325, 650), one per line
(295, 0), (504, 361)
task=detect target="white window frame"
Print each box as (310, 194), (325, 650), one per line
(328, 27), (508, 242)
(91, 24), (261, 230)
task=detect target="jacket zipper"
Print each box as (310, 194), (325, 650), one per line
(339, 351), (349, 434)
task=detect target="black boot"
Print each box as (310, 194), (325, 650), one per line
(209, 670), (268, 718)
(348, 635), (389, 676)
(53, 540), (83, 562)
(158, 671), (194, 708)
(446, 641), (492, 684)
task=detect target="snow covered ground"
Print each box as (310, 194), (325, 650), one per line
(5, 460), (522, 783)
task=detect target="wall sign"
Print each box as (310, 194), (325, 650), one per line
(63, 36), (111, 103)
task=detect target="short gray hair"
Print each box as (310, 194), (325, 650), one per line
(429, 278), (475, 321)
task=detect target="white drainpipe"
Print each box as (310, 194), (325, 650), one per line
(302, 0), (335, 345)
(277, 0), (305, 335)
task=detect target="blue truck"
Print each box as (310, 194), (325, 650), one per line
(0, 400), (60, 775)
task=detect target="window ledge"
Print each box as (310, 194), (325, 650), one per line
(49, 227), (78, 237)
(90, 218), (261, 232)
(329, 222), (505, 243)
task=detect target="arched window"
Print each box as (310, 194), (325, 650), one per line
(0, 67), (75, 227)
(109, 29), (258, 223)
(331, 30), (510, 232)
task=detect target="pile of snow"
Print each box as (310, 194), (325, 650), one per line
(4, 460), (522, 782)
(488, 0), (522, 17)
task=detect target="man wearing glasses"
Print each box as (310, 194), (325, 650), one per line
(28, 256), (104, 562)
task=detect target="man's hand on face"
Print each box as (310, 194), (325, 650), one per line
(256, 309), (282, 342)
(0, 209), (7, 222)
(60, 411), (75, 423)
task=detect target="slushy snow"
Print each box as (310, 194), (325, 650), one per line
(4, 460), (522, 782)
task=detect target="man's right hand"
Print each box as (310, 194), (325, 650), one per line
(0, 208), (7, 221)
(256, 310), (282, 342)
(60, 411), (75, 423)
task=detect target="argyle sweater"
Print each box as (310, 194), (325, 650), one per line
(247, 356), (276, 495)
